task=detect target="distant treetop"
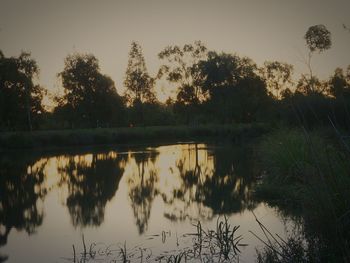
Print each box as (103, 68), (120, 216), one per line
(304, 24), (331, 53)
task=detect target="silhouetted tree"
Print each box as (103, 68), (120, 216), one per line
(0, 51), (45, 130)
(296, 75), (326, 95)
(124, 42), (156, 104)
(198, 51), (267, 122)
(260, 61), (293, 99)
(305, 24), (332, 53)
(329, 67), (350, 98)
(328, 67), (350, 128)
(276, 26), (335, 127)
(124, 42), (156, 125)
(303, 24), (332, 93)
(56, 53), (124, 128)
(281, 78), (333, 128)
(158, 41), (208, 104)
(158, 41), (207, 123)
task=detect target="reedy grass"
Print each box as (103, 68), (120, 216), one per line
(67, 216), (244, 263)
(250, 211), (313, 263)
(255, 127), (350, 262)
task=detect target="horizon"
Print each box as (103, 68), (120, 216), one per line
(1, 0), (350, 105)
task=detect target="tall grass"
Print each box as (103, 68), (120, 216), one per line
(251, 211), (312, 263)
(255, 128), (350, 262)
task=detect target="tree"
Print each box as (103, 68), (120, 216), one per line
(296, 75), (325, 95)
(158, 41), (207, 106)
(260, 61), (293, 99)
(303, 24), (332, 93)
(57, 53), (124, 127)
(124, 42), (156, 125)
(197, 51), (267, 122)
(329, 67), (350, 98)
(0, 51), (45, 130)
(124, 42), (156, 105)
(305, 25), (332, 53)
(198, 51), (257, 95)
(328, 66), (350, 128)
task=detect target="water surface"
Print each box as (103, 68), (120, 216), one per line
(0, 142), (294, 262)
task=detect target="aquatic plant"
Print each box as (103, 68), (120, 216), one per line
(66, 216), (244, 263)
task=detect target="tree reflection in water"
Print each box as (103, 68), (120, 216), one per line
(0, 142), (259, 261)
(0, 153), (47, 262)
(124, 143), (258, 229)
(57, 152), (126, 227)
(163, 144), (214, 221)
(127, 150), (159, 234)
(162, 143), (258, 221)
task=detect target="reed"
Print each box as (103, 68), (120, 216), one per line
(68, 218), (244, 263)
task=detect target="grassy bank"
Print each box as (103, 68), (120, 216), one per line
(0, 123), (268, 150)
(255, 128), (350, 262)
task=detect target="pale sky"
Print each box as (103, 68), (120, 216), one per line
(1, 0), (350, 103)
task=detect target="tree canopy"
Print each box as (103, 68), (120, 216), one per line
(304, 24), (332, 53)
(158, 41), (208, 105)
(197, 51), (268, 123)
(0, 51), (45, 130)
(56, 53), (124, 128)
(329, 67), (350, 98)
(1, 23), (348, 130)
(124, 42), (156, 105)
(260, 61), (293, 99)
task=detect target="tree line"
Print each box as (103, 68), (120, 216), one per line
(1, 24), (350, 131)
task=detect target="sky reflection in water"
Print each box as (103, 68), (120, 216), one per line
(0, 143), (293, 262)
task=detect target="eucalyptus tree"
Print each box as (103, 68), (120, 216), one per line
(158, 41), (207, 122)
(303, 24), (331, 93)
(260, 61), (293, 100)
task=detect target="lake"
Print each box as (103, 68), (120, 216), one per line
(0, 142), (296, 262)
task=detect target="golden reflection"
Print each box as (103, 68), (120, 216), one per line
(121, 143), (219, 225)
(7, 143), (257, 234)
(125, 152), (159, 234)
(0, 153), (47, 247)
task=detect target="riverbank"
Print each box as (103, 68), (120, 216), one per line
(0, 123), (269, 150)
(254, 128), (350, 262)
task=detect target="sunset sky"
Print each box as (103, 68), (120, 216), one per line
(1, 0), (350, 102)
